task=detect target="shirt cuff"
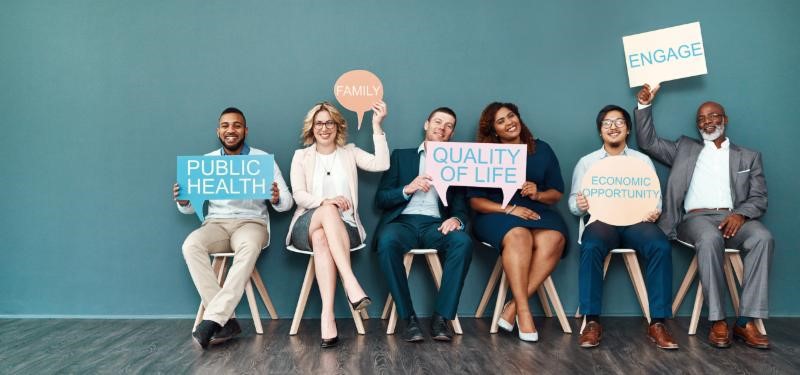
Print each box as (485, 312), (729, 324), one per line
(454, 217), (464, 230)
(637, 102), (651, 110)
(402, 190), (411, 200)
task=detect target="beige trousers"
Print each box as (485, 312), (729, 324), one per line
(182, 218), (268, 325)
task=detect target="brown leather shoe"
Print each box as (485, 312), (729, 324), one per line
(733, 321), (770, 349)
(579, 321), (602, 348)
(708, 320), (731, 348)
(648, 323), (679, 350)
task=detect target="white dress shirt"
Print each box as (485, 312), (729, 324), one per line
(684, 138), (733, 212)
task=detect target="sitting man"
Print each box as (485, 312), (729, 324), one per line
(636, 84), (773, 349)
(374, 107), (473, 342)
(173, 107), (293, 349)
(569, 105), (677, 349)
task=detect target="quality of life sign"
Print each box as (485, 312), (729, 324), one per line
(580, 156), (660, 226)
(425, 142), (527, 208)
(333, 69), (383, 130)
(176, 155), (274, 222)
(623, 22), (707, 88)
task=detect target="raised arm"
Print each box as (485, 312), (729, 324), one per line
(634, 84), (679, 166)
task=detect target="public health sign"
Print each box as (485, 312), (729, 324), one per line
(176, 155), (274, 221)
(580, 156), (660, 226)
(425, 142), (527, 208)
(623, 22), (707, 87)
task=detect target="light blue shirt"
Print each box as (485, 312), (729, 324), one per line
(568, 145), (661, 216)
(401, 143), (442, 218)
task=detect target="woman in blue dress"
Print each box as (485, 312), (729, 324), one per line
(468, 102), (567, 342)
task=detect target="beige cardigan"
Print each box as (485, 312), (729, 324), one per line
(286, 133), (390, 245)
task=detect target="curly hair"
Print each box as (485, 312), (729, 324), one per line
(476, 102), (536, 154)
(300, 102), (348, 146)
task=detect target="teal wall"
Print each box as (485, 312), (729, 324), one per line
(2, 0), (798, 319)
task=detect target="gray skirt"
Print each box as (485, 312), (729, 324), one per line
(290, 207), (362, 251)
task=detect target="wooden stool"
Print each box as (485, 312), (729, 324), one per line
(573, 220), (650, 333)
(474, 243), (572, 334)
(192, 252), (278, 334)
(379, 249), (463, 335)
(287, 244), (370, 336)
(672, 240), (766, 335)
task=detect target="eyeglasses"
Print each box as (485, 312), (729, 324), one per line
(696, 113), (724, 124)
(314, 121), (336, 129)
(600, 118), (626, 129)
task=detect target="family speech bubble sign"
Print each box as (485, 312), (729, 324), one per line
(176, 155), (274, 221)
(580, 156), (660, 226)
(623, 21), (707, 87)
(425, 141), (527, 208)
(333, 70), (383, 130)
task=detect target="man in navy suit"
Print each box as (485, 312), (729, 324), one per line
(374, 107), (473, 342)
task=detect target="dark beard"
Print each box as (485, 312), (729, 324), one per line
(219, 136), (244, 153)
(608, 140), (623, 148)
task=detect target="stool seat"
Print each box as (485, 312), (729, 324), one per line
(192, 251), (278, 335)
(380, 249), (463, 335)
(288, 244), (369, 336)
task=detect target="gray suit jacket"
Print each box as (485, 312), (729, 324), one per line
(634, 106), (768, 239)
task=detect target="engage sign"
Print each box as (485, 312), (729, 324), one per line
(425, 142), (527, 208)
(176, 155), (274, 221)
(580, 156), (660, 226)
(623, 22), (707, 87)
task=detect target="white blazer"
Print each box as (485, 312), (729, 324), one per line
(286, 133), (390, 245)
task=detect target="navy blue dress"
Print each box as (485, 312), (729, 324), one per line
(467, 139), (568, 256)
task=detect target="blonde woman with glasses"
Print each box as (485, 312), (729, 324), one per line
(287, 100), (390, 347)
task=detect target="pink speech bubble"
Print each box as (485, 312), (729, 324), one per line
(580, 156), (661, 226)
(333, 70), (383, 130)
(425, 141), (527, 208)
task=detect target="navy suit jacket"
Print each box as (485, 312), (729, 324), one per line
(372, 147), (470, 250)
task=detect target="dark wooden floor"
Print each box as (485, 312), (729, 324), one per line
(1, 317), (798, 374)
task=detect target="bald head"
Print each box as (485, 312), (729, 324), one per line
(697, 101), (726, 117)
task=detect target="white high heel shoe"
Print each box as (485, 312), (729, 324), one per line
(497, 302), (514, 332)
(516, 317), (539, 342)
(498, 317), (515, 332)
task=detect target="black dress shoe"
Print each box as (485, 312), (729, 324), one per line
(431, 314), (453, 342)
(402, 315), (424, 342)
(210, 318), (242, 345)
(192, 320), (221, 349)
(350, 296), (372, 311)
(321, 336), (339, 348)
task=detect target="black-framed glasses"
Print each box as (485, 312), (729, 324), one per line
(697, 113), (724, 124)
(314, 121), (336, 129)
(600, 118), (626, 129)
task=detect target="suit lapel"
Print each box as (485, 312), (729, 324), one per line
(729, 144), (742, 202)
(303, 146), (316, 192)
(684, 142), (702, 192)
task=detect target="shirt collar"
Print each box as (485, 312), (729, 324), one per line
(220, 143), (250, 156)
(598, 144), (630, 158)
(417, 142), (425, 155)
(703, 137), (730, 150)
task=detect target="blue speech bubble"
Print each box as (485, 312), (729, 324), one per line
(176, 155), (275, 221)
